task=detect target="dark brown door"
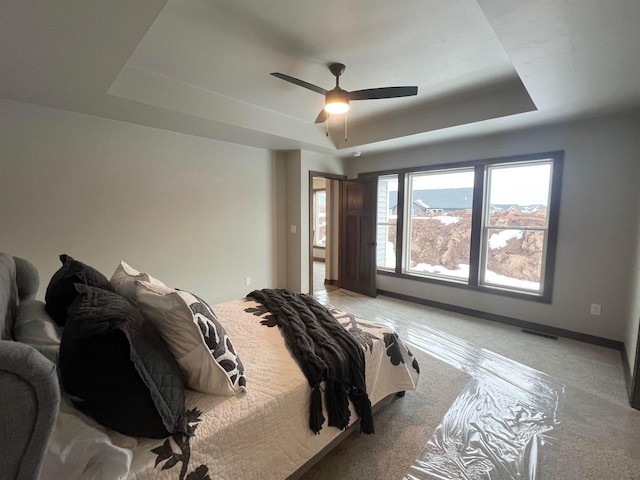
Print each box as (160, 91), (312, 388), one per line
(339, 177), (377, 297)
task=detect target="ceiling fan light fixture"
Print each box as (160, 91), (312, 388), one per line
(324, 88), (350, 114)
(271, 63), (418, 124)
(324, 101), (350, 114)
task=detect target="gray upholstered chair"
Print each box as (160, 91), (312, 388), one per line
(0, 253), (60, 480)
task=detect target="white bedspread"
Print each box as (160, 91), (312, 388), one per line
(129, 299), (420, 480)
(44, 298), (420, 480)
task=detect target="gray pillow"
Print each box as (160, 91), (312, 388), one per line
(60, 284), (188, 439)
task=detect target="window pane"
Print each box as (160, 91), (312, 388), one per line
(484, 228), (544, 291)
(488, 162), (551, 227)
(314, 191), (326, 247)
(406, 170), (474, 280)
(377, 175), (398, 270)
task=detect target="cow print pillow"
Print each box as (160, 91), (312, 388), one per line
(135, 281), (246, 396)
(177, 289), (246, 391)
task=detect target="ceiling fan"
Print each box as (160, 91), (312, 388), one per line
(271, 63), (418, 124)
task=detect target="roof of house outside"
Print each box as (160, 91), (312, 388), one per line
(389, 188), (549, 212)
(390, 188), (474, 210)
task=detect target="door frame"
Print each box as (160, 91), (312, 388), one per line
(629, 330), (640, 409)
(308, 171), (347, 295)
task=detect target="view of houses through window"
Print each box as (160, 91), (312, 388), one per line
(406, 169), (474, 281)
(376, 155), (559, 298)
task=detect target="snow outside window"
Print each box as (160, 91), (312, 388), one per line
(373, 152), (561, 301)
(480, 161), (553, 294)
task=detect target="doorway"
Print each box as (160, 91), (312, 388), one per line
(309, 172), (345, 295)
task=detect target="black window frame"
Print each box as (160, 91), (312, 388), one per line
(362, 151), (564, 303)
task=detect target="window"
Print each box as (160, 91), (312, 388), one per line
(376, 175), (398, 270)
(370, 152), (562, 302)
(313, 190), (327, 247)
(405, 169), (474, 281)
(480, 161), (552, 294)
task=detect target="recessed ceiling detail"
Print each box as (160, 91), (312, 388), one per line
(2, 1), (640, 156)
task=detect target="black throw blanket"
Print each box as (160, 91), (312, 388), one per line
(248, 289), (374, 435)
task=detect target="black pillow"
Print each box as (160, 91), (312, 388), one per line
(59, 284), (188, 439)
(45, 254), (113, 326)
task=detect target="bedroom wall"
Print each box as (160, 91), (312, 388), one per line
(345, 110), (640, 343)
(282, 149), (345, 293)
(0, 99), (286, 304)
(283, 150), (302, 292)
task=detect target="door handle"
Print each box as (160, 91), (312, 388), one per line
(366, 242), (377, 246)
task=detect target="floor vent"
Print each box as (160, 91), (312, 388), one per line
(521, 329), (558, 340)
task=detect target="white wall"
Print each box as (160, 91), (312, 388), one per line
(346, 111), (640, 342)
(0, 100), (285, 304)
(283, 150), (302, 291)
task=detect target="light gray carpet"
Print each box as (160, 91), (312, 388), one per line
(306, 289), (640, 479)
(541, 384), (640, 479)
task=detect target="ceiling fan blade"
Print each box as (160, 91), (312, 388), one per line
(348, 86), (418, 101)
(315, 109), (328, 124)
(271, 73), (327, 95)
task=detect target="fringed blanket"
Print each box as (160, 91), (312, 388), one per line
(247, 289), (374, 435)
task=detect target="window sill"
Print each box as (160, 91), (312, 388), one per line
(377, 269), (551, 304)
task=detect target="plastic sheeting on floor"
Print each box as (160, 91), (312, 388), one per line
(402, 325), (565, 480)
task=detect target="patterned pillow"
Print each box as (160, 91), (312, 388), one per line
(135, 281), (246, 395)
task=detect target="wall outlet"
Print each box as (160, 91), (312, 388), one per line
(245, 277), (251, 286)
(590, 303), (602, 316)
(290, 225), (297, 234)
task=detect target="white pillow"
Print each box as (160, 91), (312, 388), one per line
(14, 299), (62, 346)
(110, 261), (168, 301)
(13, 299), (61, 364)
(134, 281), (246, 396)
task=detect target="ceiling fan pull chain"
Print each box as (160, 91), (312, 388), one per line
(345, 112), (348, 142)
(326, 115), (329, 137)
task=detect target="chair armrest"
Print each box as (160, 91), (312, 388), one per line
(0, 341), (60, 480)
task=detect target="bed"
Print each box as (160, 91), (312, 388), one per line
(0, 253), (419, 480)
